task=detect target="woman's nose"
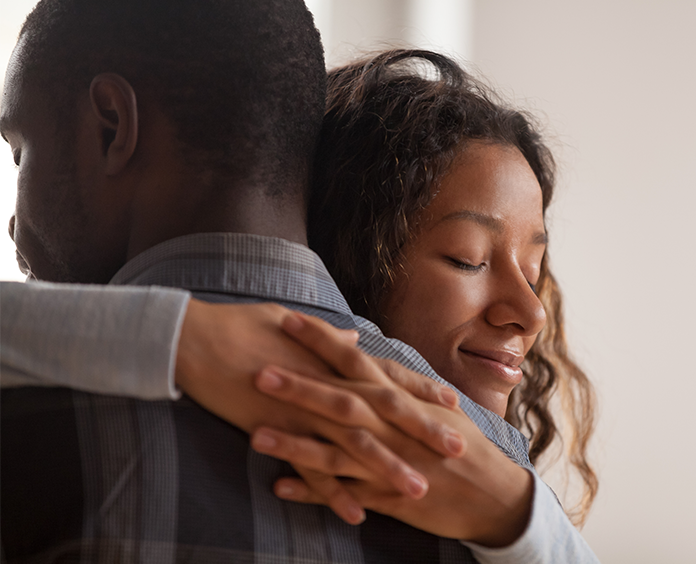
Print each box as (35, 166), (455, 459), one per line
(485, 272), (547, 336)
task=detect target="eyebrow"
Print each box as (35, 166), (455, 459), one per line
(438, 209), (548, 245)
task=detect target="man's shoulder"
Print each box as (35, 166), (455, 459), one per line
(195, 290), (436, 378)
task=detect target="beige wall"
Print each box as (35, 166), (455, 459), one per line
(306, 0), (473, 66)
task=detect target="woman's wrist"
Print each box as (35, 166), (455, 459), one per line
(466, 465), (534, 548)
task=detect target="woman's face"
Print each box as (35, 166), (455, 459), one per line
(379, 142), (547, 417)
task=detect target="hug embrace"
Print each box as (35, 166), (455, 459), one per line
(1, 0), (598, 562)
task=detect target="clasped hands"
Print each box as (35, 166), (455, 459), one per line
(176, 300), (533, 547)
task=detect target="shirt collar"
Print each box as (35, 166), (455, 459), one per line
(110, 232), (352, 315)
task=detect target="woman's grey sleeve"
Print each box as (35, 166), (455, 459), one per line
(0, 281), (190, 399)
(462, 472), (600, 564)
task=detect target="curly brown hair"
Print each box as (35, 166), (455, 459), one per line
(308, 49), (597, 525)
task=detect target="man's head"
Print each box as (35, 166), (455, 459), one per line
(0, 0), (325, 282)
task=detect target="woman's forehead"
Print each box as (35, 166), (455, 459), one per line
(428, 143), (544, 223)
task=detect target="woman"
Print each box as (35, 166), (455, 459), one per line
(302, 49), (597, 526)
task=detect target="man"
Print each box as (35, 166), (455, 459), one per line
(0, 0), (597, 562)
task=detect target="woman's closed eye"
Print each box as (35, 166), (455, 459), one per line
(447, 257), (484, 272)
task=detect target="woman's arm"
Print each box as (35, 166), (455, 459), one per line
(248, 312), (600, 562)
(1, 281), (463, 499)
(461, 473), (599, 564)
(250, 363), (533, 544)
(1, 281), (188, 398)
(254, 399), (598, 562)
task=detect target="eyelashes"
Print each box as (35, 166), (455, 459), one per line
(448, 257), (484, 272)
(450, 257), (538, 293)
(447, 257), (539, 294)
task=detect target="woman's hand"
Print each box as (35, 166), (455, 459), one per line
(281, 312), (461, 412)
(250, 311), (534, 546)
(252, 373), (534, 545)
(174, 299), (465, 503)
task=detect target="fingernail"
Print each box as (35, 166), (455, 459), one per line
(276, 483), (296, 498)
(283, 313), (304, 332)
(339, 329), (360, 343)
(439, 387), (459, 407)
(405, 473), (428, 498)
(444, 431), (464, 456)
(346, 504), (366, 524)
(258, 368), (283, 390)
(252, 431), (277, 451)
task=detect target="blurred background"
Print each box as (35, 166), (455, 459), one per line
(2, 1), (695, 561)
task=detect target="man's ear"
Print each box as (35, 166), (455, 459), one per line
(89, 73), (138, 176)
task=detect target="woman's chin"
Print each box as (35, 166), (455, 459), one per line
(445, 366), (515, 418)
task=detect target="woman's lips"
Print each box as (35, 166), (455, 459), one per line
(458, 348), (524, 385)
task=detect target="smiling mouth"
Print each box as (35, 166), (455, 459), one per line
(458, 348), (524, 385)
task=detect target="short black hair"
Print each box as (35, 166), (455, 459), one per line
(18, 0), (326, 196)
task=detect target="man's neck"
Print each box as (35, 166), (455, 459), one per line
(125, 180), (309, 263)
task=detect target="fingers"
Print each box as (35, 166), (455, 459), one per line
(283, 312), (457, 411)
(251, 424), (428, 499)
(256, 365), (466, 458)
(257, 366), (383, 429)
(336, 328), (361, 344)
(251, 427), (370, 480)
(283, 468), (366, 525)
(374, 357), (461, 410)
(282, 312), (391, 386)
(274, 477), (315, 503)
(354, 383), (467, 458)
(274, 476), (368, 524)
